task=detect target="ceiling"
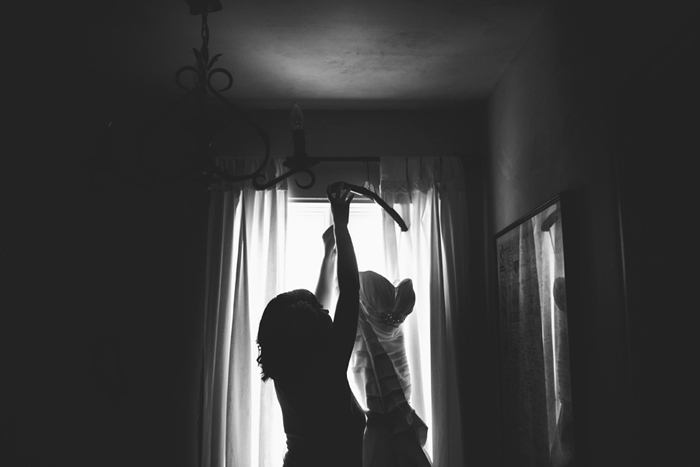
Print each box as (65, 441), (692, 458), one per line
(82, 0), (546, 109)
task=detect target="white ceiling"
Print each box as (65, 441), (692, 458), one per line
(82, 0), (546, 109)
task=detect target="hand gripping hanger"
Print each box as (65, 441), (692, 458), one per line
(329, 182), (408, 232)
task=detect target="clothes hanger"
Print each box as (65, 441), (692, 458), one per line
(328, 181), (408, 232)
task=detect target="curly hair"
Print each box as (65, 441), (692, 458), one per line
(256, 289), (330, 382)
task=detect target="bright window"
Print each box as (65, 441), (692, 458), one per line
(285, 199), (387, 300)
(261, 198), (388, 462)
(264, 196), (434, 463)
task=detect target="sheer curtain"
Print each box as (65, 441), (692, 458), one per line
(200, 155), (468, 467)
(200, 157), (287, 467)
(379, 156), (467, 467)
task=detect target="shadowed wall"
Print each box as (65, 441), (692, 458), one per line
(487, 1), (695, 465)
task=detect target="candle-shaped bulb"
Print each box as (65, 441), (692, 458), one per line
(291, 102), (304, 130)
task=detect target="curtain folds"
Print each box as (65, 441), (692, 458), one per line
(200, 155), (468, 467)
(200, 157), (287, 467)
(379, 156), (467, 467)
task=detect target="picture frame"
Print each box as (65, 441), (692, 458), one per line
(495, 194), (575, 467)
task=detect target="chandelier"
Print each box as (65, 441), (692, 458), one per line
(95, 0), (407, 231)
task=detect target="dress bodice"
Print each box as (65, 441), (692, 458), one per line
(353, 271), (416, 412)
(359, 270), (416, 329)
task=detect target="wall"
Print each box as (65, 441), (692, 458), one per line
(610, 13), (695, 466)
(3, 84), (486, 465)
(5, 90), (213, 466)
(487, 1), (695, 465)
(207, 104), (486, 197)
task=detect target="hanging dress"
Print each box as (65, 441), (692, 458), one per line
(351, 270), (432, 467)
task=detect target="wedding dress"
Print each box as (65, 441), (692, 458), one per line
(351, 270), (432, 467)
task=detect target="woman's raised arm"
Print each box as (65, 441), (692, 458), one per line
(326, 182), (360, 371)
(314, 226), (337, 313)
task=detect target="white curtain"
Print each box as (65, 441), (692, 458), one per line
(200, 155), (468, 467)
(379, 156), (467, 467)
(200, 157), (288, 467)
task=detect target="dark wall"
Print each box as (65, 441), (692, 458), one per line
(487, 1), (695, 465)
(205, 104), (486, 197)
(5, 90), (212, 466)
(488, 4), (627, 464)
(610, 15), (696, 467)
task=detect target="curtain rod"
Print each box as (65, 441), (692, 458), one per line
(214, 156), (379, 162)
(309, 157), (379, 162)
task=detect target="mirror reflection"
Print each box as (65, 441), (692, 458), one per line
(496, 198), (574, 467)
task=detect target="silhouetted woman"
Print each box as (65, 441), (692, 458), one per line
(315, 201), (432, 466)
(256, 182), (366, 467)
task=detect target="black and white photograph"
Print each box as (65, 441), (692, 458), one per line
(3, 1), (693, 466)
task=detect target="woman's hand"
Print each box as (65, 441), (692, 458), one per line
(327, 182), (354, 227)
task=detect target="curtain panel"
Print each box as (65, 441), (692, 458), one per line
(379, 156), (467, 467)
(200, 157), (287, 467)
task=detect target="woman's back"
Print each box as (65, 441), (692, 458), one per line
(259, 184), (364, 467)
(275, 350), (365, 467)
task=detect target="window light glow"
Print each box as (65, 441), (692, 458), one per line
(258, 198), (433, 465)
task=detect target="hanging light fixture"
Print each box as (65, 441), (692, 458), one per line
(95, 0), (407, 230)
(96, 0), (349, 191)
(142, 0), (273, 188)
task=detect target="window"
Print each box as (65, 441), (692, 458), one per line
(258, 198), (387, 462)
(202, 157), (464, 467)
(286, 198), (387, 296)
(281, 197), (433, 460)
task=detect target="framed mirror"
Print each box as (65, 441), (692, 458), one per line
(495, 194), (575, 467)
